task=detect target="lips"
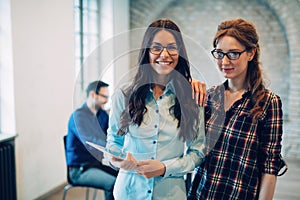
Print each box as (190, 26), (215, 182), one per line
(222, 67), (234, 72)
(156, 61), (173, 65)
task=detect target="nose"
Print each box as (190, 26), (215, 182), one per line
(160, 47), (170, 57)
(222, 54), (231, 64)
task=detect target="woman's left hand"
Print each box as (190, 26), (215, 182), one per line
(135, 160), (166, 179)
(110, 152), (137, 170)
(191, 78), (207, 106)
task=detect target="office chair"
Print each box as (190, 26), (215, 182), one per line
(62, 135), (99, 200)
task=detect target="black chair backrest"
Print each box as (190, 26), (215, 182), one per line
(63, 135), (73, 184)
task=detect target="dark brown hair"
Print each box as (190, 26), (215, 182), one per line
(213, 18), (266, 119)
(117, 18), (200, 141)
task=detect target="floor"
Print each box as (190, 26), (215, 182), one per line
(41, 187), (105, 200)
(40, 158), (300, 200)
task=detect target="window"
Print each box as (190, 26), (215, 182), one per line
(73, 0), (118, 110)
(73, 0), (101, 90)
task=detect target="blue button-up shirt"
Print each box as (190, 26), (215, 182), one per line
(107, 83), (205, 200)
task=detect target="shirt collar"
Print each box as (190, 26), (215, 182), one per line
(82, 102), (89, 109)
(165, 80), (176, 94)
(149, 80), (176, 97)
(81, 102), (101, 116)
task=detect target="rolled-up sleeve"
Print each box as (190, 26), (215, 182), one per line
(261, 95), (286, 176)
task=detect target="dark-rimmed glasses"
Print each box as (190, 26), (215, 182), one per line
(211, 49), (247, 60)
(96, 93), (109, 99)
(149, 44), (179, 56)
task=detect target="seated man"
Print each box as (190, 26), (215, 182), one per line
(66, 80), (117, 200)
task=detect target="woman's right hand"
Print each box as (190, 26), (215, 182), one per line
(110, 152), (138, 170)
(191, 78), (207, 106)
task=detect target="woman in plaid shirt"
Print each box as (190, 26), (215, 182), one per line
(188, 18), (287, 200)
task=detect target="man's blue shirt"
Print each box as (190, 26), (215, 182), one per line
(66, 103), (109, 166)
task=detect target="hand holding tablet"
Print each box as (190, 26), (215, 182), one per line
(86, 141), (126, 160)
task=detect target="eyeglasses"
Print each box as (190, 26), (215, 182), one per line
(149, 44), (179, 56)
(96, 93), (109, 99)
(211, 49), (247, 60)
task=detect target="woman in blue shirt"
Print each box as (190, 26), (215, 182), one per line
(106, 19), (206, 200)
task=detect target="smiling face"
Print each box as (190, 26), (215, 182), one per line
(149, 30), (179, 75)
(89, 86), (109, 110)
(95, 86), (109, 110)
(215, 36), (255, 83)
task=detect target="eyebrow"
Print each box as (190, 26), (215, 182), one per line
(215, 48), (243, 51)
(152, 42), (177, 46)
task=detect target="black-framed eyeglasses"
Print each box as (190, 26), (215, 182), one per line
(211, 49), (247, 60)
(149, 44), (179, 56)
(96, 93), (109, 99)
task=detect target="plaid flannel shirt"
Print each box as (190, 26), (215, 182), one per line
(188, 81), (286, 200)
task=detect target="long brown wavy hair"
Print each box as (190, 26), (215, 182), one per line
(213, 18), (266, 119)
(117, 18), (200, 141)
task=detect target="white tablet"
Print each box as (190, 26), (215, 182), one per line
(86, 141), (126, 160)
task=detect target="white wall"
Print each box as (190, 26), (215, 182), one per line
(0, 0), (16, 135)
(10, 0), (75, 199)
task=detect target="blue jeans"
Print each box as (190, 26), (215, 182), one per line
(69, 163), (117, 200)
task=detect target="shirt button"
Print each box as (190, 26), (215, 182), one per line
(151, 157), (154, 160)
(156, 110), (159, 113)
(159, 96), (162, 99)
(154, 125), (157, 128)
(169, 174), (172, 176)
(147, 190), (152, 193)
(153, 141), (156, 144)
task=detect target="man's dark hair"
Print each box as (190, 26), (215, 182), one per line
(86, 80), (109, 97)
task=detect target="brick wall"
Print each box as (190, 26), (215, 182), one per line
(130, 0), (300, 158)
